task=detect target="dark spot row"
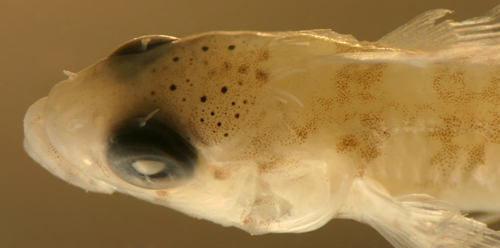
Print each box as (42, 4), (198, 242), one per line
(202, 45), (235, 51)
(199, 113), (240, 121)
(170, 44), (235, 63)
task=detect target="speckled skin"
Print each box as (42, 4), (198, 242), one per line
(157, 31), (500, 211)
(24, 6), (500, 247)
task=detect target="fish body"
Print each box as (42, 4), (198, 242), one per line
(24, 5), (500, 247)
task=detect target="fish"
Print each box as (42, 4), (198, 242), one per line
(23, 5), (500, 248)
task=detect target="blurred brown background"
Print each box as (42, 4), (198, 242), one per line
(2, 1), (500, 247)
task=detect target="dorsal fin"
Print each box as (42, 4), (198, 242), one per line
(377, 5), (500, 52)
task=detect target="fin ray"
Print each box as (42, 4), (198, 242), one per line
(342, 179), (500, 248)
(377, 5), (500, 51)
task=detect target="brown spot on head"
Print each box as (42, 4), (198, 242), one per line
(156, 191), (168, 197)
(238, 65), (249, 74)
(242, 215), (256, 226)
(255, 69), (269, 82)
(214, 168), (230, 180)
(258, 49), (270, 61)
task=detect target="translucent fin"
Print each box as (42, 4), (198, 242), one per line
(317, 5), (500, 66)
(470, 212), (500, 225)
(341, 179), (500, 248)
(377, 5), (500, 52)
(62, 70), (78, 80)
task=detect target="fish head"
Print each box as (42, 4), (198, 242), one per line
(24, 33), (354, 234)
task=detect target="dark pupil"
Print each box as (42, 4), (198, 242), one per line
(107, 117), (197, 189)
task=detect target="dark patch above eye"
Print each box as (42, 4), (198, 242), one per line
(202, 46), (209, 51)
(108, 35), (178, 57)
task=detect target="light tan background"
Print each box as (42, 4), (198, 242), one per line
(2, 1), (500, 247)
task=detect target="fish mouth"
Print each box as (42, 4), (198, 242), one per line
(23, 97), (115, 194)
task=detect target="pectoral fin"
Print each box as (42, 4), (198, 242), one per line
(341, 178), (500, 248)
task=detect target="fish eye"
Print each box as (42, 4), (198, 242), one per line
(106, 117), (197, 189)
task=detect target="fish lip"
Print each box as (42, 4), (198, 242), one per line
(23, 97), (50, 165)
(23, 97), (116, 194)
